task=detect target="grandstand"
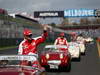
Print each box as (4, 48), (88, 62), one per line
(0, 11), (42, 38)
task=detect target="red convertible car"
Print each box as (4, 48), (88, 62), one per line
(40, 45), (71, 72)
(0, 55), (46, 75)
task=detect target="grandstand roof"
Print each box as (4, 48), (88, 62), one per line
(15, 14), (39, 23)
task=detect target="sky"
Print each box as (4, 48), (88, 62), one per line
(0, 0), (100, 24)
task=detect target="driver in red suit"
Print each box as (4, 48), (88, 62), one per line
(54, 32), (68, 51)
(18, 27), (48, 55)
(18, 25), (48, 70)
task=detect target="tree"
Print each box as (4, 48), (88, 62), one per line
(96, 18), (100, 24)
(61, 18), (69, 26)
(50, 22), (56, 27)
(72, 22), (78, 25)
(80, 18), (90, 25)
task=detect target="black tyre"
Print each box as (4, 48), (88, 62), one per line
(77, 54), (81, 61)
(66, 62), (71, 72)
(60, 62), (71, 72)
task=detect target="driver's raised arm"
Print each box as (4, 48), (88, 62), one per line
(35, 26), (48, 46)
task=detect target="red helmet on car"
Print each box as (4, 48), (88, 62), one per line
(60, 32), (65, 36)
(23, 29), (32, 36)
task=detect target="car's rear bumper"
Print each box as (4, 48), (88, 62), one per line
(79, 44), (85, 53)
(41, 60), (70, 69)
(71, 53), (80, 58)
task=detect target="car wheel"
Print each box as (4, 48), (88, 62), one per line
(61, 62), (71, 72)
(77, 53), (81, 61)
(45, 66), (50, 72)
(81, 52), (85, 55)
(66, 62), (71, 72)
(78, 55), (81, 61)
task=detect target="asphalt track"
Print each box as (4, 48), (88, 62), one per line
(0, 42), (100, 75)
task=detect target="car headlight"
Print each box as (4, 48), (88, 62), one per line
(46, 54), (49, 59)
(60, 53), (63, 59)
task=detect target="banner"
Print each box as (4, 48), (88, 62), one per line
(64, 9), (95, 17)
(34, 11), (64, 18)
(95, 9), (100, 17)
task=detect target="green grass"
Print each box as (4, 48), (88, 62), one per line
(0, 46), (18, 50)
(0, 42), (53, 51)
(40, 42), (54, 46)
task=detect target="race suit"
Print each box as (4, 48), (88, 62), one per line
(54, 37), (68, 51)
(54, 37), (68, 45)
(18, 31), (48, 55)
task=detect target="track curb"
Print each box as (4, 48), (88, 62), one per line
(96, 40), (100, 58)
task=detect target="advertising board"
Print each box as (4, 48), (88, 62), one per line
(64, 9), (95, 17)
(34, 11), (64, 18)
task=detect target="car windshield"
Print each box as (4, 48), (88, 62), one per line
(0, 60), (19, 66)
(0, 55), (37, 69)
(44, 45), (68, 51)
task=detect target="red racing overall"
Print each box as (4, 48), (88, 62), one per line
(18, 31), (47, 55)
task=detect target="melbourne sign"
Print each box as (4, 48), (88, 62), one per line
(95, 9), (100, 17)
(64, 9), (95, 17)
(34, 11), (64, 18)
